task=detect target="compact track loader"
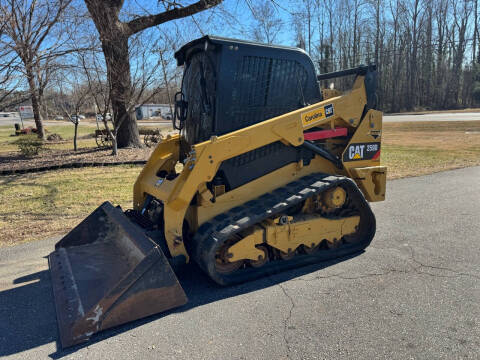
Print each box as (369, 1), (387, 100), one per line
(49, 36), (386, 348)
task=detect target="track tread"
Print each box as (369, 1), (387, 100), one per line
(190, 173), (376, 285)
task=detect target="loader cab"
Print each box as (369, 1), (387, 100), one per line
(174, 35), (322, 148)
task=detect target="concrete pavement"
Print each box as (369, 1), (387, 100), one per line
(383, 112), (480, 122)
(0, 167), (479, 359)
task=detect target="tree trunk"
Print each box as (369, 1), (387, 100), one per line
(409, 0), (420, 110)
(112, 136), (118, 156)
(102, 118), (118, 156)
(111, 126), (118, 156)
(26, 67), (45, 140)
(113, 98), (141, 148)
(390, 0), (399, 113)
(102, 36), (142, 148)
(473, 0), (478, 63)
(159, 50), (174, 116)
(74, 121), (78, 151)
(425, 3), (433, 106)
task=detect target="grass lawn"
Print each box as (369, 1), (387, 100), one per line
(0, 165), (142, 246)
(382, 121), (480, 178)
(0, 123), (170, 153)
(0, 120), (479, 247)
(0, 124), (97, 153)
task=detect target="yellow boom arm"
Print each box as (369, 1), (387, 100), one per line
(133, 75), (386, 260)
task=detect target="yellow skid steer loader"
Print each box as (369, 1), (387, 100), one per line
(48, 36), (386, 348)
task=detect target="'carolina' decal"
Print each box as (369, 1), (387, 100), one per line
(301, 104), (335, 126)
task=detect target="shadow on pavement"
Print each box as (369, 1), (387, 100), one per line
(0, 252), (361, 358)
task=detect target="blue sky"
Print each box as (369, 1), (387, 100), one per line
(124, 0), (296, 46)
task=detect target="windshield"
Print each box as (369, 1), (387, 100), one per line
(181, 51), (216, 148)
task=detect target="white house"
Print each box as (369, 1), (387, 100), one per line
(135, 104), (172, 120)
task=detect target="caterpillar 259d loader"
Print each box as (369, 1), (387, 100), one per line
(49, 36), (386, 348)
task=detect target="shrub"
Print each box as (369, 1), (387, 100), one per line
(15, 135), (45, 157)
(47, 133), (63, 141)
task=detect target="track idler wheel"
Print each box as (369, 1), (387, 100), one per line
(320, 187), (347, 214)
(215, 236), (244, 274)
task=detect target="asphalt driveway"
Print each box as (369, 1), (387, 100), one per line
(0, 167), (479, 359)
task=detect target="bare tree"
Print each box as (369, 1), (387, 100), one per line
(79, 30), (179, 155)
(79, 44), (118, 155)
(0, 0), (73, 139)
(55, 72), (90, 151)
(0, 55), (24, 109)
(473, 0), (479, 64)
(0, 19), (22, 107)
(82, 0), (222, 149)
(279, 0), (480, 111)
(447, 0), (472, 107)
(291, 0), (314, 54)
(248, 0), (283, 44)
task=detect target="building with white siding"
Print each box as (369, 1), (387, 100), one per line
(135, 104), (173, 120)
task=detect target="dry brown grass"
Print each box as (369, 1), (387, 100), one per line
(0, 165), (142, 247)
(382, 121), (480, 179)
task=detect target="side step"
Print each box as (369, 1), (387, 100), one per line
(48, 202), (187, 348)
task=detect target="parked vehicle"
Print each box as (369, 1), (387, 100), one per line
(70, 115), (86, 122)
(96, 113), (112, 121)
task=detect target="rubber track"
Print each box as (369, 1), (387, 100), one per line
(190, 173), (376, 285)
(0, 160), (147, 176)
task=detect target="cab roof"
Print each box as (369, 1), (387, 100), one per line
(174, 35), (308, 66)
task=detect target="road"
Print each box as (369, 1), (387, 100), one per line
(0, 113), (65, 127)
(383, 112), (480, 122)
(1, 111), (480, 128)
(0, 167), (479, 359)
(0, 114), (171, 127)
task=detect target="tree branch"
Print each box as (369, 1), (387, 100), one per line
(125, 0), (222, 36)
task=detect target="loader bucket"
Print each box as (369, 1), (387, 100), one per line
(48, 202), (187, 348)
